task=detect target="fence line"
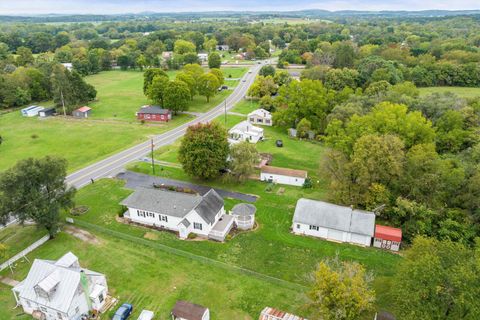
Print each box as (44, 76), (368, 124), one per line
(71, 219), (307, 291)
(0, 235), (50, 272)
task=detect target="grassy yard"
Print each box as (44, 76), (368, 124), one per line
(0, 225), (47, 263)
(230, 99), (260, 115)
(0, 231), (307, 320)
(418, 86), (480, 99)
(0, 111), (192, 172)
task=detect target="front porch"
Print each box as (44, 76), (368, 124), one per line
(208, 215), (234, 242)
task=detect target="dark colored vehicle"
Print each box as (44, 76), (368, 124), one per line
(112, 303), (133, 320)
(276, 140), (283, 147)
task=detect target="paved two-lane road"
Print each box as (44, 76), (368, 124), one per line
(66, 63), (263, 189)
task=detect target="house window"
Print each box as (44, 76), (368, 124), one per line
(309, 225), (319, 231)
(75, 307), (80, 314)
(266, 119), (271, 124)
(98, 293), (104, 303)
(258, 118), (263, 123)
(249, 117), (254, 122)
(193, 222), (203, 230)
(162, 215), (168, 222)
(297, 224), (300, 229)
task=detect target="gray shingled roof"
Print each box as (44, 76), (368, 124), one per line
(171, 300), (208, 320)
(293, 198), (375, 237)
(193, 189), (224, 225)
(121, 188), (202, 218)
(137, 105), (170, 114)
(231, 203), (256, 216)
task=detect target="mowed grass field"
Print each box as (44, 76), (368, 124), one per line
(418, 86), (480, 98)
(0, 225), (47, 263)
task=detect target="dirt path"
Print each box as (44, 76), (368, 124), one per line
(64, 225), (101, 245)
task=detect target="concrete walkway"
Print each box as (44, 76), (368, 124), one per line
(117, 171), (258, 202)
(0, 276), (19, 287)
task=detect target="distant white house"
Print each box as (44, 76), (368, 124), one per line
(121, 188), (234, 241)
(61, 63), (73, 71)
(228, 120), (264, 144)
(197, 53), (208, 62)
(260, 166), (307, 187)
(21, 105), (45, 117)
(292, 199), (376, 246)
(12, 252), (108, 320)
(248, 108), (272, 126)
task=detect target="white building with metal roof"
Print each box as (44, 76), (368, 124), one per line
(12, 252), (108, 320)
(292, 199), (376, 246)
(121, 188), (233, 241)
(228, 120), (264, 144)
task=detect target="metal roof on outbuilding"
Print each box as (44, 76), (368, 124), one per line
(293, 199), (375, 237)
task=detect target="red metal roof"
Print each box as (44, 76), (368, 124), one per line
(375, 224), (402, 242)
(77, 106), (91, 112)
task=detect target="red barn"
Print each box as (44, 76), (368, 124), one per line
(136, 105), (172, 122)
(374, 225), (402, 252)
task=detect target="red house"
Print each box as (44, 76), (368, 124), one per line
(136, 105), (172, 122)
(373, 225), (402, 252)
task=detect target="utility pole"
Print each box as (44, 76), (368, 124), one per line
(151, 139), (155, 175)
(60, 90), (66, 117)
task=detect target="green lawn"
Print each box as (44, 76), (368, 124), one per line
(418, 86), (480, 99)
(230, 99), (260, 115)
(0, 225), (47, 263)
(0, 231), (307, 320)
(0, 111), (192, 172)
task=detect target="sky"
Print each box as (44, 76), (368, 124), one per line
(0, 0), (479, 15)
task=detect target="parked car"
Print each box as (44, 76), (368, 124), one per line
(276, 140), (283, 147)
(137, 310), (154, 320)
(112, 303), (133, 320)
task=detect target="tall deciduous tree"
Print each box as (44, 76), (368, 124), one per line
(197, 73), (220, 102)
(178, 122), (229, 180)
(0, 156), (76, 238)
(146, 75), (169, 106)
(229, 142), (259, 182)
(307, 256), (375, 320)
(164, 80), (190, 114)
(208, 52), (221, 69)
(391, 237), (480, 319)
(143, 68), (168, 94)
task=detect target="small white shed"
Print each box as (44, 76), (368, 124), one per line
(231, 203), (256, 230)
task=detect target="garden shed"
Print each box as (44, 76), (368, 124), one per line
(373, 225), (402, 252)
(72, 106), (92, 118)
(231, 203), (256, 230)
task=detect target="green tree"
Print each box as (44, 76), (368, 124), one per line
(391, 237), (480, 319)
(259, 65), (276, 77)
(15, 46), (34, 66)
(143, 68), (168, 94)
(146, 75), (170, 106)
(296, 118), (312, 138)
(209, 68), (224, 85)
(178, 122), (229, 180)
(208, 52), (221, 69)
(0, 156), (76, 237)
(273, 70), (292, 87)
(174, 39), (196, 55)
(197, 73), (220, 102)
(176, 72), (196, 99)
(163, 80), (190, 114)
(307, 256), (375, 320)
(247, 76), (277, 98)
(229, 142), (259, 182)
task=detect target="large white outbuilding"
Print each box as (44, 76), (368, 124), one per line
(292, 198), (376, 246)
(260, 166), (307, 187)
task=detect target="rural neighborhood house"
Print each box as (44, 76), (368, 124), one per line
(121, 188), (234, 241)
(12, 252), (109, 320)
(228, 120), (264, 144)
(292, 199), (376, 246)
(136, 105), (172, 122)
(248, 108), (273, 126)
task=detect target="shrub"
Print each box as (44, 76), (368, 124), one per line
(265, 182), (275, 192)
(302, 178), (313, 189)
(31, 134), (39, 139)
(117, 205), (127, 217)
(187, 233), (197, 239)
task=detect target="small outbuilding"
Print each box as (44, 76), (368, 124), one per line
(259, 307), (306, 320)
(373, 225), (402, 252)
(136, 105), (172, 122)
(72, 106), (92, 118)
(171, 300), (210, 320)
(288, 128), (297, 138)
(260, 165), (307, 187)
(38, 107), (56, 118)
(292, 198), (376, 246)
(231, 203), (256, 230)
(21, 105), (45, 117)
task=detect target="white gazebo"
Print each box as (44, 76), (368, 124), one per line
(231, 203), (256, 230)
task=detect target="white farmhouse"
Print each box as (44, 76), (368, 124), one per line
(12, 252), (108, 320)
(228, 120), (264, 144)
(248, 108), (272, 126)
(197, 53), (208, 62)
(121, 188), (234, 241)
(260, 166), (307, 187)
(292, 199), (376, 246)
